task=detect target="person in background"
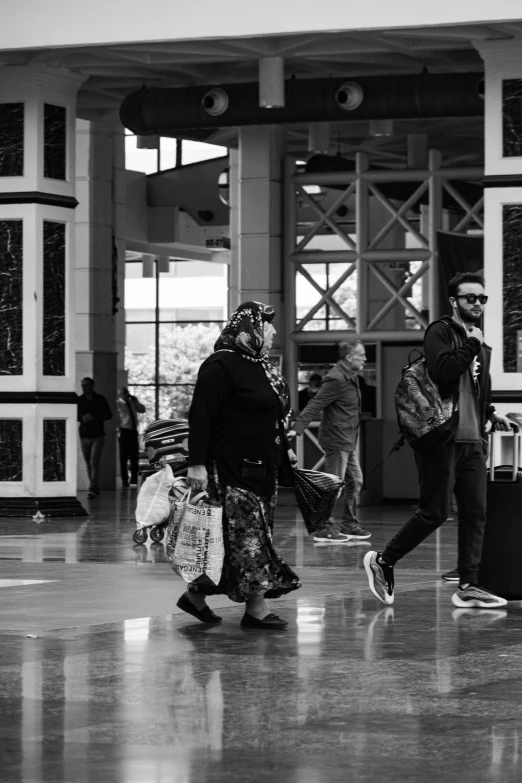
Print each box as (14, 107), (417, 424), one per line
(117, 386), (146, 487)
(184, 301), (301, 629)
(298, 373), (322, 412)
(289, 336), (371, 544)
(77, 377), (113, 499)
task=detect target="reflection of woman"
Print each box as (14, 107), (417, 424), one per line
(177, 301), (301, 629)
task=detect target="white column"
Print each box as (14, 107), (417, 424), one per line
(0, 65), (86, 516)
(476, 40), (522, 415)
(75, 115), (120, 490)
(238, 125), (285, 352)
(228, 148), (240, 313)
(113, 124), (128, 392)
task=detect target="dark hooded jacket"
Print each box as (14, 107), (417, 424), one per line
(424, 316), (495, 443)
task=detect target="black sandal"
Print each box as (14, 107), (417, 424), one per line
(176, 592), (222, 624)
(240, 613), (288, 629)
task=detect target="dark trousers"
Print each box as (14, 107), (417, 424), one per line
(382, 441), (487, 585)
(119, 429), (140, 485)
(80, 437), (105, 494)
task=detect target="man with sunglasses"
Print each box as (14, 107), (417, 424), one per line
(365, 272), (512, 609)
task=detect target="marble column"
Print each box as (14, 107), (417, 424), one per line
(238, 126), (285, 352)
(0, 65), (86, 516)
(476, 40), (522, 416)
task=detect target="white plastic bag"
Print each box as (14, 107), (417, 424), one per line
(172, 491), (224, 589)
(135, 464), (174, 530)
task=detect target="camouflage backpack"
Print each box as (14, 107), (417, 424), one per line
(395, 349), (458, 452)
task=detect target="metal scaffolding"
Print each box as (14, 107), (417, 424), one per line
(283, 152), (484, 401)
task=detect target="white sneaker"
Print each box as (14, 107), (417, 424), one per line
(364, 551), (394, 605)
(451, 584), (507, 609)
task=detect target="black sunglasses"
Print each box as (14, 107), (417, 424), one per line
(457, 294), (488, 305)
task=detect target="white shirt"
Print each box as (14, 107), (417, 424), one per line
(117, 396), (145, 430)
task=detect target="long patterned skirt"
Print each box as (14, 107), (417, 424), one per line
(187, 464), (301, 603)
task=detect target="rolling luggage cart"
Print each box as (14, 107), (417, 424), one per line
(132, 419), (189, 545)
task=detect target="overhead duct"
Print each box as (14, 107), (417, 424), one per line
(120, 73), (484, 136)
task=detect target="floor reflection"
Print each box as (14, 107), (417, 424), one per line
(6, 588), (522, 782)
(0, 495), (397, 570)
(4, 496), (522, 781)
(297, 599), (326, 657)
(0, 519), (90, 563)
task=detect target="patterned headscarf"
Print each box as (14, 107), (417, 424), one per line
(214, 301), (290, 415)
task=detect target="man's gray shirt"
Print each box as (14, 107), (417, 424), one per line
(293, 360), (361, 452)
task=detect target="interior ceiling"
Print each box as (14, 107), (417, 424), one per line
(3, 21), (522, 166)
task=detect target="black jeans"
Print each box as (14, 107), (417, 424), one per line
(80, 436), (105, 494)
(382, 441), (487, 585)
(119, 429), (140, 484)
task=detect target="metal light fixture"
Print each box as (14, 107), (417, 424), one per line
(158, 256), (170, 273)
(136, 135), (160, 149)
(335, 82), (364, 111)
(369, 119), (394, 137)
(259, 57), (285, 108)
(142, 255), (155, 278)
(202, 88), (229, 116)
(308, 122), (331, 154)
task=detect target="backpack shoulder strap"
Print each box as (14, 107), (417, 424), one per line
(370, 434), (405, 473)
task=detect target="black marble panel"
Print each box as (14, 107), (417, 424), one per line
(0, 220), (23, 375)
(43, 419), (66, 482)
(503, 204), (522, 372)
(0, 420), (22, 481)
(503, 80), (522, 158)
(43, 104), (66, 180)
(0, 103), (24, 177)
(43, 221), (65, 376)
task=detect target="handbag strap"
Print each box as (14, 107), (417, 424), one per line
(187, 490), (208, 507)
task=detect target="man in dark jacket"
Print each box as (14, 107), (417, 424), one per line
(290, 337), (371, 544)
(77, 377), (113, 498)
(364, 272), (512, 609)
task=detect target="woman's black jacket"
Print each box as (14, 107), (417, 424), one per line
(188, 350), (289, 496)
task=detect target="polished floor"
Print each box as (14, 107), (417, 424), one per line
(2, 491), (522, 782)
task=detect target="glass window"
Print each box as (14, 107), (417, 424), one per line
(126, 323), (155, 373)
(125, 257), (227, 422)
(296, 261), (357, 331)
(125, 132), (227, 175)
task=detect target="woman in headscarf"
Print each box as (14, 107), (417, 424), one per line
(176, 301), (301, 629)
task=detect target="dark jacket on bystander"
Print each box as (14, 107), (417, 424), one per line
(77, 393), (113, 438)
(293, 360), (361, 452)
